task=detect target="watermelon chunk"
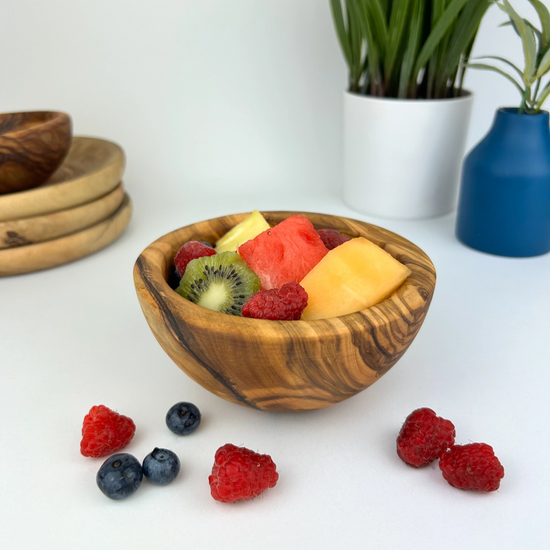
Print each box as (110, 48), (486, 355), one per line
(238, 215), (328, 290)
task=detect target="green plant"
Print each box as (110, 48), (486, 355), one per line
(330, 0), (491, 99)
(467, 0), (550, 114)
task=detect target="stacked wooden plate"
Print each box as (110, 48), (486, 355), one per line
(0, 137), (132, 276)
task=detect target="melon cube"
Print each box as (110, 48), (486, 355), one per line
(300, 237), (411, 320)
(238, 215), (328, 290)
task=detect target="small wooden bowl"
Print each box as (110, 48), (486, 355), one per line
(134, 212), (436, 412)
(0, 111), (72, 194)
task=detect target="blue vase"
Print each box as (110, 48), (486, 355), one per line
(456, 108), (550, 257)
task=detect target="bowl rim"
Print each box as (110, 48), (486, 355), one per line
(134, 210), (437, 339)
(0, 111), (71, 139)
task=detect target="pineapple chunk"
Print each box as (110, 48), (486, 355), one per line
(215, 210), (270, 253)
(300, 237), (411, 320)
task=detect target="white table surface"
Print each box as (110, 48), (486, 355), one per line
(1, 187), (549, 550)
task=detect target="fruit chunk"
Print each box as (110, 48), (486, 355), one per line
(165, 402), (201, 435)
(177, 252), (260, 315)
(80, 405), (136, 458)
(242, 282), (308, 320)
(439, 443), (504, 492)
(96, 453), (143, 500)
(300, 237), (411, 320)
(238, 215), (328, 290)
(215, 210), (270, 253)
(174, 240), (216, 278)
(317, 228), (351, 250)
(209, 443), (279, 503)
(142, 448), (181, 485)
(396, 408), (456, 468)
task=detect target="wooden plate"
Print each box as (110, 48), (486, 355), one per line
(0, 194), (132, 276)
(0, 136), (125, 222)
(0, 183), (125, 249)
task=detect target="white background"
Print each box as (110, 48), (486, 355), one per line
(1, 1), (550, 549)
(1, 0), (542, 207)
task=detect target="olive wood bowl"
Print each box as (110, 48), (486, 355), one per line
(134, 211), (436, 412)
(0, 111), (72, 194)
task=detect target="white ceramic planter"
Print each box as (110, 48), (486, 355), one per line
(343, 91), (473, 219)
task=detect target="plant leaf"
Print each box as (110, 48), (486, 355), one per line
(535, 46), (550, 79)
(498, 0), (538, 84)
(436, 0), (490, 95)
(525, 19), (544, 57)
(528, 0), (550, 48)
(385, 0), (412, 83)
(330, 0), (353, 68)
(378, 0), (391, 19)
(348, 3), (365, 86)
(498, 20), (516, 31)
(457, 26), (479, 94)
(413, 0), (471, 77)
(534, 79), (550, 109)
(348, 0), (382, 94)
(365, 0), (389, 54)
(399, 0), (424, 98)
(499, 15), (543, 57)
(473, 55), (524, 79)
(467, 63), (525, 94)
(427, 0), (449, 98)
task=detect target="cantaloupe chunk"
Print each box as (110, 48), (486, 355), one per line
(215, 210), (270, 253)
(300, 237), (411, 320)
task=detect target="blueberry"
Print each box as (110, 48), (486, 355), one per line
(167, 267), (180, 290)
(96, 453), (143, 500)
(199, 241), (214, 248)
(143, 448), (180, 485)
(166, 402), (201, 435)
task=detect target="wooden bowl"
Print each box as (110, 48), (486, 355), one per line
(134, 211), (436, 412)
(0, 111), (72, 194)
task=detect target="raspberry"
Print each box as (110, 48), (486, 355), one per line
(80, 405), (136, 458)
(174, 241), (216, 278)
(317, 228), (351, 250)
(439, 443), (504, 492)
(209, 444), (279, 503)
(396, 408), (456, 467)
(242, 281), (308, 320)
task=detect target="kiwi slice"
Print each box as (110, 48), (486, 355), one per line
(176, 251), (260, 316)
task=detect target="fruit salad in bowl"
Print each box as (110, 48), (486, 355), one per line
(133, 211), (436, 412)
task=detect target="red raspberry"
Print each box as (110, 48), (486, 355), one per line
(80, 405), (136, 458)
(174, 241), (216, 278)
(439, 443), (504, 492)
(209, 444), (279, 503)
(317, 228), (351, 250)
(242, 281), (308, 320)
(396, 408), (456, 467)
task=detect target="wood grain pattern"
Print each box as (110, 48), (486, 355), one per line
(0, 183), (125, 249)
(0, 111), (72, 194)
(134, 211), (437, 412)
(0, 194), (132, 276)
(0, 136), (125, 222)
